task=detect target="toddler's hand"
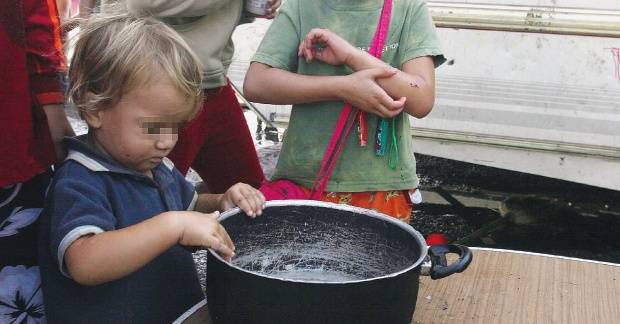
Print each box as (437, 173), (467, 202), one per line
(298, 28), (357, 66)
(220, 183), (266, 218)
(343, 68), (406, 118)
(177, 211), (235, 261)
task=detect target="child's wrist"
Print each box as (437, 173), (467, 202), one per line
(345, 48), (366, 70)
(347, 48), (384, 71)
(330, 76), (350, 101)
(159, 211), (184, 243)
(343, 50), (356, 69)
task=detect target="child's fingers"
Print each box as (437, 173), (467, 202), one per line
(303, 29), (319, 46)
(203, 212), (233, 249)
(372, 67), (399, 79)
(373, 103), (389, 117)
(245, 188), (264, 217)
(303, 30), (327, 61)
(244, 187), (265, 216)
(375, 104), (400, 118)
(372, 92), (404, 117)
(298, 42), (305, 57)
(381, 95), (406, 110)
(382, 101), (405, 117)
(303, 38), (314, 62)
(394, 96), (407, 107)
(206, 210), (220, 220)
(385, 106), (404, 118)
(208, 224), (235, 258)
(255, 191), (266, 216)
(377, 90), (396, 108)
(216, 225), (235, 253)
(239, 190), (259, 217)
(236, 195), (257, 218)
(298, 39), (312, 58)
(305, 28), (328, 44)
(211, 236), (235, 261)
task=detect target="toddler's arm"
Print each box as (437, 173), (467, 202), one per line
(64, 210), (233, 286)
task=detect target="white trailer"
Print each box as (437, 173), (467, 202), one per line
(230, 0), (620, 191)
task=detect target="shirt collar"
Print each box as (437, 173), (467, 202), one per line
(63, 135), (174, 184)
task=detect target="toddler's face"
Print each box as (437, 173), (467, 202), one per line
(90, 81), (195, 176)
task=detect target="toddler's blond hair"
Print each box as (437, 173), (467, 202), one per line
(67, 5), (203, 119)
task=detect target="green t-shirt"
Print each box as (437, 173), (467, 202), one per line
(252, 0), (445, 192)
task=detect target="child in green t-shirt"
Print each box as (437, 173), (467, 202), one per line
(244, 0), (445, 223)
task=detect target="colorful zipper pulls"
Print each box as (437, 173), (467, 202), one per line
(358, 112), (368, 146)
(387, 117), (400, 170)
(375, 118), (389, 156)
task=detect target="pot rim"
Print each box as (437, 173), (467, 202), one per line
(207, 200), (429, 284)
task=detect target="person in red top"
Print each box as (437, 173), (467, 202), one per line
(0, 0), (74, 322)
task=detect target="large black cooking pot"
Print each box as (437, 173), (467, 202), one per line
(206, 201), (471, 324)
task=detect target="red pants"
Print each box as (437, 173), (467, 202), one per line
(168, 82), (265, 193)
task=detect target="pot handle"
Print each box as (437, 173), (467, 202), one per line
(423, 244), (472, 280)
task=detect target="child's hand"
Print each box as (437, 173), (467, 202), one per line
(343, 68), (406, 118)
(219, 183), (266, 218)
(177, 211), (235, 261)
(264, 0), (282, 19)
(298, 28), (357, 66)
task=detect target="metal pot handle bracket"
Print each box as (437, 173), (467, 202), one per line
(421, 244), (473, 280)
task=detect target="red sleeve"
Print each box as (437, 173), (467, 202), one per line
(23, 0), (66, 106)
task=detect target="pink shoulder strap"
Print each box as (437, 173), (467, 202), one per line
(309, 0), (393, 199)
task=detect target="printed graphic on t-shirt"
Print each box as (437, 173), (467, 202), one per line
(358, 42), (400, 54)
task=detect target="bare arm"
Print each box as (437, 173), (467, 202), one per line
(347, 52), (436, 118)
(244, 63), (405, 118)
(244, 63), (348, 105)
(65, 211), (233, 286)
(194, 193), (223, 214)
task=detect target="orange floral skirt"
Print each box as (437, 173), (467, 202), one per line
(300, 188), (413, 223)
